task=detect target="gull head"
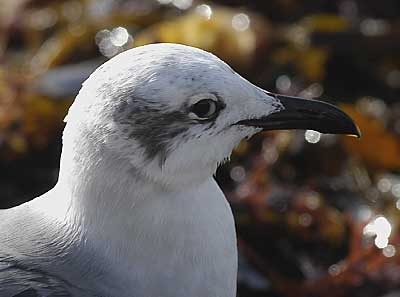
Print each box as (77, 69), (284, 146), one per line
(63, 43), (359, 188)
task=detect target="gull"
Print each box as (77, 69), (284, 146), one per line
(0, 43), (359, 297)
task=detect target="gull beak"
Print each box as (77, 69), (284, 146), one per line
(237, 93), (361, 137)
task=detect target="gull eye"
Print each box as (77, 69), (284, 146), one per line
(190, 99), (219, 120)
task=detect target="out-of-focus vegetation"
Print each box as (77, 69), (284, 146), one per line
(1, 0), (400, 296)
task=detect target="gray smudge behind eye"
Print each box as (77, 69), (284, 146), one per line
(113, 95), (191, 165)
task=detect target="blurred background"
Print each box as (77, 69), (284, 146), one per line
(1, 0), (400, 296)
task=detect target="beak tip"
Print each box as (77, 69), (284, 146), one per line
(349, 124), (362, 138)
(328, 119), (361, 138)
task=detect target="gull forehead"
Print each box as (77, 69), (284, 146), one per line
(87, 44), (251, 115)
(84, 42), (236, 98)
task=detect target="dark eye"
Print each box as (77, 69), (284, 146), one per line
(190, 99), (219, 120)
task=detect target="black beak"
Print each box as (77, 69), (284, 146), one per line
(236, 93), (361, 137)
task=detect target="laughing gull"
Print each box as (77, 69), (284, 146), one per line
(0, 43), (359, 297)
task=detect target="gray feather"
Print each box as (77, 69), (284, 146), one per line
(0, 252), (93, 297)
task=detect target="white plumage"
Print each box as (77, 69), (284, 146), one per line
(0, 44), (282, 297)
